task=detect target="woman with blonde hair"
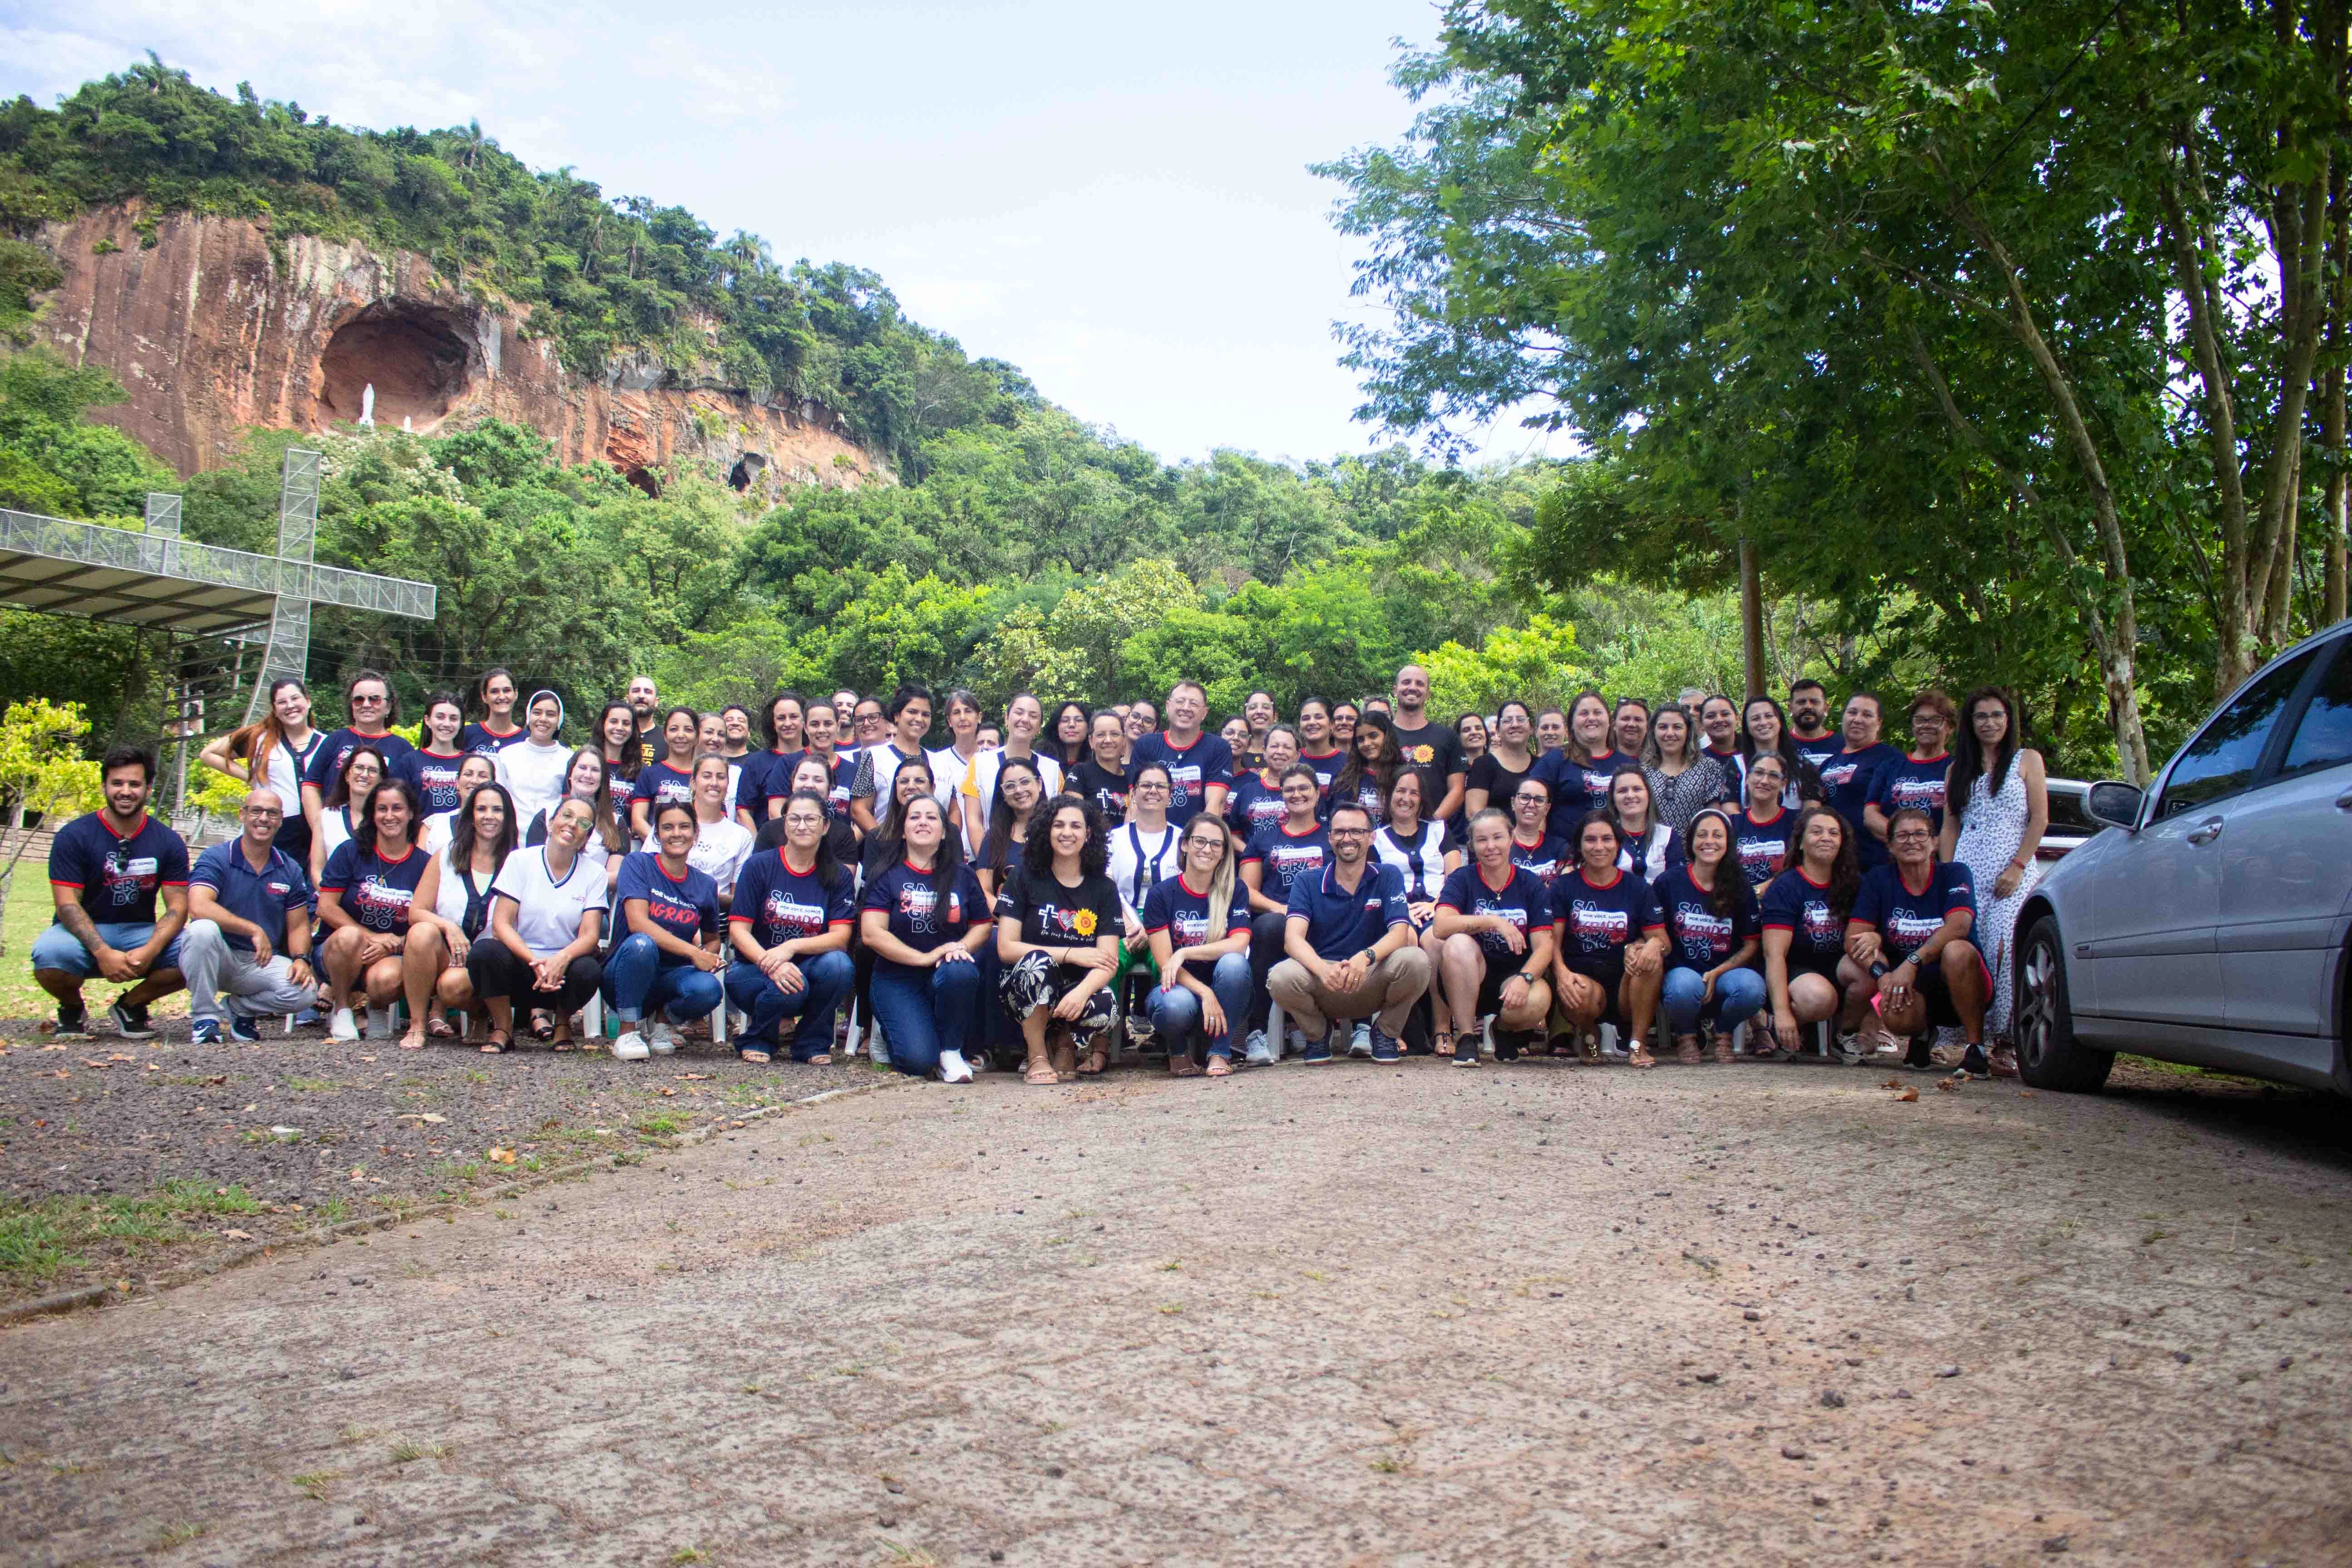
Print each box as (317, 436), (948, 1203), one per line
(1142, 812), (1253, 1077)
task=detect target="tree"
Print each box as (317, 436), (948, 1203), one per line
(1417, 615), (1591, 716)
(0, 700), (102, 954)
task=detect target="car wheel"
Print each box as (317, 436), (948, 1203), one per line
(2015, 916), (2112, 1093)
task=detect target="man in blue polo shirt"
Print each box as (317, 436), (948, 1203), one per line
(33, 745), (190, 1040)
(1265, 802), (1432, 1063)
(181, 787), (319, 1044)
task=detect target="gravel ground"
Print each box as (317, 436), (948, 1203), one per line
(0, 1014), (880, 1302)
(2, 1051), (2348, 1565)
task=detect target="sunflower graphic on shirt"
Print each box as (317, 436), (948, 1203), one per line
(1073, 908), (1098, 937)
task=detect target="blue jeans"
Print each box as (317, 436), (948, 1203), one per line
(1147, 951), (1253, 1060)
(1661, 965), (1768, 1034)
(723, 947), (854, 1060)
(31, 920), (186, 980)
(600, 932), (724, 1026)
(867, 954), (983, 1077)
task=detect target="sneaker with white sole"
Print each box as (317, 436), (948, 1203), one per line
(647, 1022), (677, 1055)
(229, 1015), (264, 1044)
(1301, 1036), (1333, 1065)
(938, 1049), (974, 1084)
(1832, 1032), (1864, 1066)
(189, 1017), (222, 1045)
(110, 1000), (156, 1040)
(1243, 1029), (1275, 1067)
(328, 1006), (360, 1042)
(1369, 1028), (1400, 1063)
(612, 1029), (651, 1061)
(1349, 1021), (1373, 1058)
(53, 1003), (91, 1041)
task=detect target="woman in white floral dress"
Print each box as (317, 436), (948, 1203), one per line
(1938, 688), (2048, 1075)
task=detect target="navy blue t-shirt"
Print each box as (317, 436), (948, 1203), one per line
(764, 750), (855, 814)
(1852, 860), (1977, 966)
(1286, 861), (1412, 962)
(1243, 821), (1332, 901)
(1508, 832), (1572, 886)
(1814, 743), (1900, 865)
(861, 859), (986, 955)
(1437, 863), (1554, 961)
(401, 747), (471, 817)
(629, 760), (697, 813)
(1297, 748), (1347, 795)
(1128, 731), (1234, 819)
(1793, 734), (1843, 777)
(189, 839), (311, 953)
(1539, 750), (1632, 838)
(1651, 865), (1761, 972)
(1551, 866), (1665, 978)
(616, 851), (721, 958)
(319, 839), (428, 935)
(458, 721), (526, 758)
(1225, 773), (1288, 843)
(1729, 807), (1795, 886)
(1142, 872), (1251, 951)
(49, 811), (190, 925)
(1760, 867), (1850, 974)
(728, 848), (854, 950)
(1868, 753), (1952, 839)
(302, 728), (415, 795)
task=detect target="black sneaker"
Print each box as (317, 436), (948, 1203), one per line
(1952, 1044), (1991, 1081)
(109, 1000), (156, 1040)
(54, 1002), (91, 1040)
(1904, 1034), (1934, 1071)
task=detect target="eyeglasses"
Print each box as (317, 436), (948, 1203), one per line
(1328, 828), (1370, 838)
(243, 806), (283, 818)
(1136, 780), (1168, 790)
(351, 693), (387, 705)
(1891, 830), (1934, 843)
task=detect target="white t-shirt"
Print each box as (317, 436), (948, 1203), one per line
(314, 804), (358, 879)
(688, 815), (755, 900)
(489, 845), (605, 956)
(259, 730), (323, 819)
(495, 741), (572, 832)
(851, 741), (927, 812)
(418, 808), (459, 858)
(961, 749), (1064, 825)
(1374, 819), (1451, 905)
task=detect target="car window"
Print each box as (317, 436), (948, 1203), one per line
(2154, 647), (2319, 818)
(2278, 642), (2352, 780)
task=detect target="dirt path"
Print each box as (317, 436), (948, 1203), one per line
(4, 1059), (2348, 1566)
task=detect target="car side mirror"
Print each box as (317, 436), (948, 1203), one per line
(2085, 780), (2143, 831)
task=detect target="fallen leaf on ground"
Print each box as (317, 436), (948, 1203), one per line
(41, 1042), (67, 1050)
(489, 1147), (517, 1164)
(677, 1073), (710, 1080)
(220, 1229), (252, 1240)
(1894, 1087), (1919, 1102)
(108, 1052), (133, 1061)
(82, 1058), (110, 1068)
(1935, 1078), (1961, 1093)
(1880, 1078), (1901, 1089)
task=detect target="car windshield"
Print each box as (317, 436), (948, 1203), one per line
(2045, 787), (2099, 836)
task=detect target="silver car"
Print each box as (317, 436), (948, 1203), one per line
(2015, 621), (2352, 1095)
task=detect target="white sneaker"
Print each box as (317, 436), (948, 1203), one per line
(612, 1029), (651, 1061)
(1349, 1021), (1373, 1058)
(1243, 1029), (1275, 1067)
(328, 1007), (359, 1042)
(937, 1049), (974, 1084)
(648, 1022), (677, 1055)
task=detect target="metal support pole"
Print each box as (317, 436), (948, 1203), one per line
(244, 449), (322, 726)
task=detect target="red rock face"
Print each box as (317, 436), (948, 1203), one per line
(30, 206), (888, 499)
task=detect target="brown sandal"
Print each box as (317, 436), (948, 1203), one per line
(1078, 1047), (1110, 1076)
(1628, 1046), (1657, 1069)
(1433, 1031), (1455, 1058)
(1024, 1060), (1059, 1086)
(1167, 1053), (1203, 1077)
(480, 1029), (510, 1054)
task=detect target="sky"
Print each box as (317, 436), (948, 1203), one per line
(4, 0), (1559, 467)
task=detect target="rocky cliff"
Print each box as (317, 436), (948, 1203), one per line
(28, 207), (890, 500)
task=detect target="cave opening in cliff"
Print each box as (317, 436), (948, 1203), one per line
(318, 305), (472, 431)
(727, 452), (768, 492)
(622, 466), (660, 498)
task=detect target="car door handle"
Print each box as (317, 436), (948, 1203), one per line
(2185, 817), (2225, 845)
(2337, 788), (2352, 811)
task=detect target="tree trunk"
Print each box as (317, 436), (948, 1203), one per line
(2327, 97), (2349, 626)
(1738, 534), (1765, 701)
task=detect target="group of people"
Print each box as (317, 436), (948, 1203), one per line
(32, 662), (2054, 1085)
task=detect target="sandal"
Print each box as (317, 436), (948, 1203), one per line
(527, 1009), (555, 1040)
(1024, 1060), (1060, 1086)
(480, 1029), (510, 1054)
(1077, 1047), (1110, 1077)
(1167, 1053), (1203, 1078)
(1711, 1033), (1736, 1064)
(737, 1048), (772, 1064)
(805, 1052), (832, 1066)
(1049, 1038), (1078, 1083)
(397, 1028), (427, 1052)
(1205, 1055), (1232, 1078)
(1628, 1046), (1657, 1069)
(1674, 1035), (1702, 1065)
(427, 1015), (456, 1039)
(1433, 1031), (1455, 1058)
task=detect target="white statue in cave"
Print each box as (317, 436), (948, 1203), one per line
(358, 382), (376, 428)
(402, 416), (412, 432)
